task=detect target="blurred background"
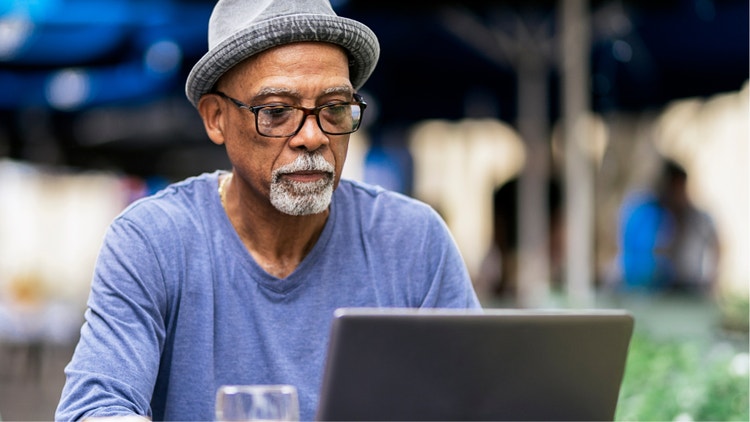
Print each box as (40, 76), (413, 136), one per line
(0, 0), (747, 420)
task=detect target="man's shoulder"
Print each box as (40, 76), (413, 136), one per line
(336, 179), (430, 210)
(115, 172), (218, 227)
(334, 179), (443, 231)
(336, 178), (388, 196)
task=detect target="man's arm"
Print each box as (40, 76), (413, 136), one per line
(56, 218), (167, 421)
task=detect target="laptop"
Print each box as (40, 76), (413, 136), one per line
(316, 307), (634, 421)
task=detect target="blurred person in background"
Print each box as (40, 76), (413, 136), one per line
(475, 178), (564, 300)
(55, 0), (481, 420)
(615, 158), (720, 295)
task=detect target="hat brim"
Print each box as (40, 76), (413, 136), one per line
(185, 13), (379, 108)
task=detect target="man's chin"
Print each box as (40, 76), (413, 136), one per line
(270, 186), (333, 216)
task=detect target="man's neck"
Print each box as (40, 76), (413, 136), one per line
(225, 187), (330, 278)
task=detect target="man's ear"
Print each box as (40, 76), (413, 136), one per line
(198, 94), (226, 146)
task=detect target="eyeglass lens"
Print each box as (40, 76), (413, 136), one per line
(256, 104), (362, 137)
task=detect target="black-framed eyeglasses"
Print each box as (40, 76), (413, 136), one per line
(213, 91), (367, 138)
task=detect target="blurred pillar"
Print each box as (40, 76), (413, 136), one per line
(516, 38), (551, 308)
(438, 5), (555, 307)
(559, 0), (594, 307)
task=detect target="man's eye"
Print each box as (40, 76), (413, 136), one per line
(261, 106), (293, 118)
(326, 104), (348, 114)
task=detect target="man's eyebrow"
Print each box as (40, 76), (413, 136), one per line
(254, 87), (301, 98)
(252, 86), (354, 102)
(323, 86), (355, 96)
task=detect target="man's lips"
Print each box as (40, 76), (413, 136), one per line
(279, 170), (331, 183)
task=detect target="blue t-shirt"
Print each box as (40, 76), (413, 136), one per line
(56, 171), (481, 421)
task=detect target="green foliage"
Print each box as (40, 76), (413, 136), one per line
(616, 331), (749, 421)
(719, 293), (750, 333)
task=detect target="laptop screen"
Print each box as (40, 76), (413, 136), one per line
(316, 307), (634, 421)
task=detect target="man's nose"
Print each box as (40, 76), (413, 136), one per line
(289, 115), (329, 151)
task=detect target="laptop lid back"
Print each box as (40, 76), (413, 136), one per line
(316, 308), (634, 421)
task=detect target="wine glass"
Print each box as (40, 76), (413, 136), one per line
(215, 384), (299, 421)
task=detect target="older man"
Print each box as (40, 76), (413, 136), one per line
(55, 1), (480, 420)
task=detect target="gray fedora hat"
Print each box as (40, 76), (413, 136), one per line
(185, 0), (380, 108)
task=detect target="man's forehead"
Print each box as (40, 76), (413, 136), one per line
(219, 43), (350, 91)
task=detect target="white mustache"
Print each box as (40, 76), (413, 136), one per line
(272, 153), (334, 182)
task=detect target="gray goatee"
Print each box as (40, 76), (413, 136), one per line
(270, 152), (335, 216)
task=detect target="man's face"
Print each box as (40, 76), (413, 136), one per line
(208, 42), (354, 216)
